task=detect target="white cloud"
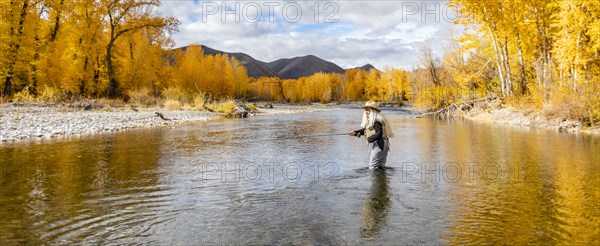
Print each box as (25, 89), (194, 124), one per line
(158, 0), (461, 69)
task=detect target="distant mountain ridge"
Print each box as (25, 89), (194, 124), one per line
(174, 45), (376, 79)
(348, 64), (378, 72)
(266, 55), (346, 79)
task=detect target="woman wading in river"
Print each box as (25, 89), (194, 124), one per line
(350, 101), (394, 170)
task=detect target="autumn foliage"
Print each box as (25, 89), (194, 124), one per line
(1, 0), (178, 99)
(1, 0), (598, 125)
(438, 0), (599, 124)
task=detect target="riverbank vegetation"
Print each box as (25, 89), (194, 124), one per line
(1, 0), (598, 126)
(440, 0), (600, 127)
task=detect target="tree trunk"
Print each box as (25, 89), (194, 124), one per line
(493, 34), (506, 95)
(106, 8), (118, 98)
(515, 30), (527, 95)
(49, 0), (64, 42)
(107, 42), (118, 98)
(30, 6), (45, 96)
(483, 6), (507, 96)
(4, 0), (29, 97)
(534, 6), (552, 100)
(93, 63), (100, 97)
(79, 6), (99, 97)
(487, 27), (506, 96)
(30, 36), (40, 96)
(546, 52), (552, 89)
(503, 38), (512, 96)
(129, 38), (134, 60)
(80, 56), (88, 95)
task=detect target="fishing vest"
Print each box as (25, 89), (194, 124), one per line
(365, 118), (387, 139)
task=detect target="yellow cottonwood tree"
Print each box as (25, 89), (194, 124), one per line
(1, 0), (40, 96)
(447, 0), (598, 123)
(101, 0), (178, 98)
(344, 69), (367, 100)
(169, 45), (249, 99)
(364, 69), (382, 101)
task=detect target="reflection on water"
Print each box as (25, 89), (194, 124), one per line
(0, 109), (599, 244)
(361, 169), (391, 239)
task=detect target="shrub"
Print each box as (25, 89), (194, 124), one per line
(192, 93), (207, 110)
(207, 99), (237, 113)
(13, 87), (35, 103)
(164, 99), (182, 110)
(128, 88), (156, 106)
(247, 103), (257, 111)
(163, 87), (190, 105)
(585, 97), (600, 126)
(38, 86), (63, 103)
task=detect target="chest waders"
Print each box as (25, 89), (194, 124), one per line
(366, 118), (389, 170)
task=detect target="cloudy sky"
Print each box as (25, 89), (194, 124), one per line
(158, 0), (461, 70)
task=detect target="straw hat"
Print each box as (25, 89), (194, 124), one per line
(361, 101), (381, 112)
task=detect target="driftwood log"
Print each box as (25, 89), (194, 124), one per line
(260, 103), (273, 109)
(379, 102), (402, 108)
(203, 105), (214, 112)
(200, 99), (260, 118)
(155, 112), (172, 121)
(237, 96), (259, 102)
(416, 97), (501, 118)
(229, 102), (251, 118)
(66, 100), (100, 111)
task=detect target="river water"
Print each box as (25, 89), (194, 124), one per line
(1, 108), (599, 245)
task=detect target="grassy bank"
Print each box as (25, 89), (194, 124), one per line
(2, 87), (255, 116)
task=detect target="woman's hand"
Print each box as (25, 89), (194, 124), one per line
(365, 139), (368, 146)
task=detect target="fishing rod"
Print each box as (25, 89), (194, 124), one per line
(239, 132), (352, 145)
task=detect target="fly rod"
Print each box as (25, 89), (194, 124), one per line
(239, 132), (352, 145)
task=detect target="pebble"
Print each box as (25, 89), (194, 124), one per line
(0, 105), (217, 143)
(0, 103), (331, 143)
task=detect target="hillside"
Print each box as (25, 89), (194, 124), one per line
(267, 55), (345, 79)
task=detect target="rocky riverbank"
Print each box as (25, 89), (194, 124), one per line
(462, 106), (600, 135)
(0, 102), (332, 143)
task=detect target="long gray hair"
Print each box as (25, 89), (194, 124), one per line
(361, 108), (395, 138)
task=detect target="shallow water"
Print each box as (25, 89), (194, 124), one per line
(1, 109), (599, 244)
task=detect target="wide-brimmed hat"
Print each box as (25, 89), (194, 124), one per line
(361, 101), (381, 112)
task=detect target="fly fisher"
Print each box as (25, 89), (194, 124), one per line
(349, 101), (394, 170)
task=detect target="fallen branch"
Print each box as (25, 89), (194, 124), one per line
(259, 102), (273, 109)
(415, 97), (501, 118)
(237, 96), (259, 102)
(202, 105), (214, 112)
(155, 111), (171, 121)
(380, 102), (401, 108)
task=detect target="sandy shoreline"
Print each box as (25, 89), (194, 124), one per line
(0, 102), (332, 143)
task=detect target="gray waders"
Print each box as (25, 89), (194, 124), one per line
(368, 138), (389, 169)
